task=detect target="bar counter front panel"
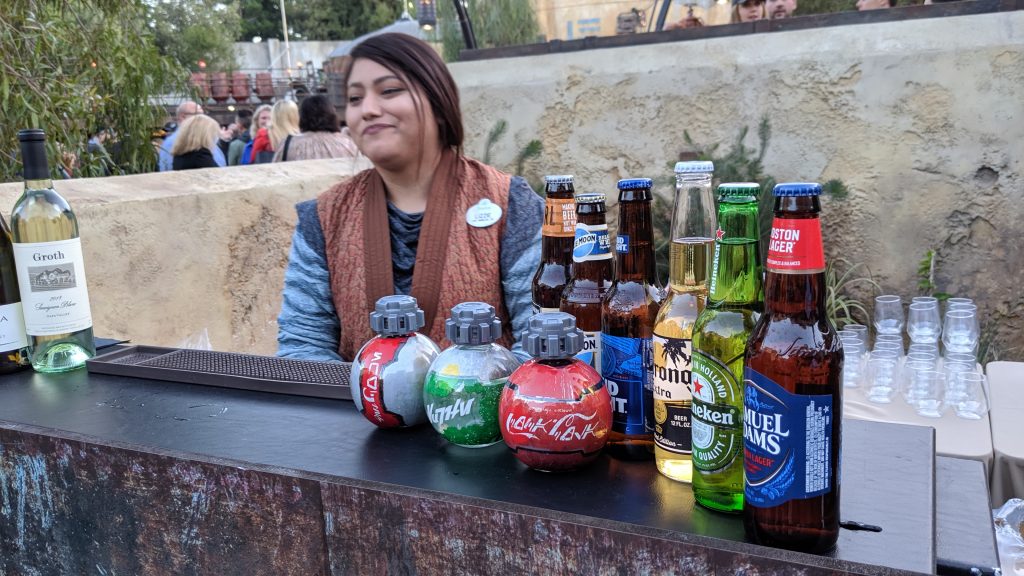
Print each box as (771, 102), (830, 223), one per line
(0, 366), (936, 575)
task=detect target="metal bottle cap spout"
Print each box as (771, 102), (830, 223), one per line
(521, 312), (584, 358)
(369, 295), (425, 336)
(445, 302), (502, 346)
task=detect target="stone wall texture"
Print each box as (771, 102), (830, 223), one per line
(454, 11), (1024, 360)
(0, 12), (1020, 359)
(0, 158), (370, 356)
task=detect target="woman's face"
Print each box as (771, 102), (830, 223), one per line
(856, 0), (890, 9)
(738, 0), (764, 21)
(257, 110), (272, 129)
(345, 58), (439, 170)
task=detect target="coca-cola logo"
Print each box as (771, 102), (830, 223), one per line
(362, 351), (385, 422)
(503, 411), (602, 443)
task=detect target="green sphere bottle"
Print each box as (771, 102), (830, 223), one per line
(691, 183), (763, 513)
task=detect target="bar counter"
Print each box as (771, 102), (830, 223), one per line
(0, 353), (996, 575)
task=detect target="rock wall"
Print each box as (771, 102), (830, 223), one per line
(0, 158), (369, 355)
(1, 12), (1020, 359)
(453, 11), (1024, 359)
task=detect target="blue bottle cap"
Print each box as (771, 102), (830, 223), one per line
(544, 175), (574, 184)
(616, 178), (653, 190)
(773, 182), (822, 197)
(674, 161), (714, 174)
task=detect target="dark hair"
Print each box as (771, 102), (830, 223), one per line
(299, 95), (341, 133)
(235, 109), (253, 130)
(346, 33), (463, 154)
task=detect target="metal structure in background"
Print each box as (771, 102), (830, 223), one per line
(452, 0), (477, 49)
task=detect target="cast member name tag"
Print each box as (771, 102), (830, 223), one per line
(466, 199), (502, 228)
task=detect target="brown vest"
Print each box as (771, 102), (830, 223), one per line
(318, 153), (514, 360)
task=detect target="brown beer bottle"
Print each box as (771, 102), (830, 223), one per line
(532, 175), (576, 313)
(602, 178), (661, 460)
(743, 182), (843, 553)
(560, 193), (613, 371)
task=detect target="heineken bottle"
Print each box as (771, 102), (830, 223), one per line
(692, 183), (764, 513)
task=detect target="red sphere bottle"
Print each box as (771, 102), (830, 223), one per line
(500, 312), (612, 471)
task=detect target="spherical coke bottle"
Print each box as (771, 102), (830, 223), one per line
(743, 182), (843, 552)
(692, 183), (763, 512)
(532, 175), (576, 313)
(602, 178), (661, 460)
(351, 295), (441, 429)
(560, 193), (613, 371)
(499, 312), (612, 472)
(423, 302), (520, 447)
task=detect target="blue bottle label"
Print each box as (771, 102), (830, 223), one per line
(573, 223), (612, 262)
(743, 367), (834, 508)
(616, 234), (630, 254)
(601, 333), (650, 435)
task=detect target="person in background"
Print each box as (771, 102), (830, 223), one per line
(766, 0), (797, 19)
(857, 0), (895, 8)
(256, 100), (299, 163)
(216, 123), (235, 160)
(277, 33), (543, 362)
(158, 100), (226, 171)
(240, 105), (272, 166)
(171, 115), (221, 171)
(227, 109), (254, 166)
(273, 95), (357, 162)
(84, 127), (117, 176)
(731, 0), (766, 22)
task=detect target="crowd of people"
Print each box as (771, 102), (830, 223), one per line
(152, 94), (357, 173)
(669, 0), (960, 26)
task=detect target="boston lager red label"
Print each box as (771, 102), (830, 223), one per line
(766, 218), (824, 272)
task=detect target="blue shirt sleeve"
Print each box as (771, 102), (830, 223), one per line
(158, 132), (175, 172)
(501, 176), (543, 361)
(277, 200), (344, 363)
(213, 143), (226, 167)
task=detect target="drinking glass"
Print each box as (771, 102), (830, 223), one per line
(845, 323), (869, 347)
(912, 296), (938, 306)
(946, 297), (974, 309)
(947, 372), (988, 420)
(866, 356), (899, 404)
(873, 340), (903, 359)
(907, 302), (941, 344)
(874, 295), (904, 336)
(906, 370), (945, 418)
(908, 343), (939, 357)
(905, 351), (937, 367)
(942, 309), (979, 355)
(840, 336), (865, 388)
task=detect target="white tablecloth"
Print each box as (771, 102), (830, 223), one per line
(986, 361), (1024, 506)
(843, 384), (994, 472)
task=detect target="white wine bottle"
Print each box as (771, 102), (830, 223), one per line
(0, 212), (30, 373)
(11, 129), (96, 372)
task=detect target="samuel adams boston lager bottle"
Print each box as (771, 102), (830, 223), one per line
(560, 193), (613, 370)
(652, 162), (715, 482)
(602, 178), (661, 460)
(691, 183), (763, 512)
(11, 129), (96, 372)
(532, 175), (576, 313)
(743, 182), (843, 552)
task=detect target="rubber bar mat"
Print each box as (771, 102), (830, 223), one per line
(87, 346), (352, 401)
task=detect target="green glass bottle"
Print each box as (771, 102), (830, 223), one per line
(691, 183), (763, 513)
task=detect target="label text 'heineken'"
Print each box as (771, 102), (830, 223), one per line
(692, 182), (763, 513)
